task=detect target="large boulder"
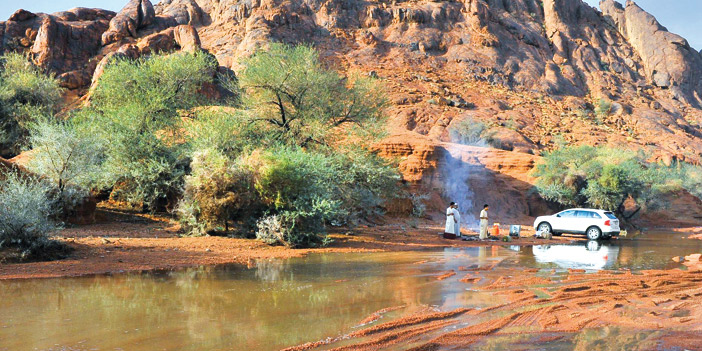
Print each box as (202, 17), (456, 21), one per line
(601, 0), (702, 107)
(101, 0), (156, 45)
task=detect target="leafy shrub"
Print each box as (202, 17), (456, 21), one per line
(533, 146), (681, 217)
(409, 193), (430, 218)
(83, 52), (217, 210)
(27, 118), (104, 191)
(177, 149), (259, 236)
(0, 53), (62, 157)
(244, 147), (398, 247)
(0, 171), (65, 259)
(449, 117), (496, 146)
(594, 98), (612, 120)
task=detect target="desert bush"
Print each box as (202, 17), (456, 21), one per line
(245, 147), (398, 247)
(533, 146), (681, 218)
(409, 193), (430, 218)
(83, 52), (217, 210)
(0, 171), (63, 258)
(27, 118), (104, 192)
(238, 43), (387, 148)
(594, 98), (612, 120)
(177, 149), (259, 236)
(0, 53), (62, 157)
(448, 117), (496, 146)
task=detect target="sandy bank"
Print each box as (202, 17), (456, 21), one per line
(0, 209), (563, 280)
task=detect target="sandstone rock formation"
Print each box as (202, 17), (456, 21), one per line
(4, 0), (702, 221)
(101, 0), (156, 45)
(601, 0), (702, 107)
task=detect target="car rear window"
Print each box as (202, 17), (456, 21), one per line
(604, 212), (617, 219)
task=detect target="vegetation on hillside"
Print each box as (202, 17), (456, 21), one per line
(533, 145), (684, 219)
(13, 44), (398, 249)
(0, 53), (62, 158)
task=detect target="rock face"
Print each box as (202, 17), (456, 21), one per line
(601, 0), (702, 107)
(0, 0), (204, 91)
(101, 0), (156, 45)
(4, 0), (702, 221)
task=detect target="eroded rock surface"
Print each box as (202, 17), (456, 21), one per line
(101, 0), (156, 45)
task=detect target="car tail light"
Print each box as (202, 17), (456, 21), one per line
(604, 220), (611, 226)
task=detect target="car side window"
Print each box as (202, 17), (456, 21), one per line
(575, 211), (589, 218)
(590, 212), (602, 219)
(560, 210), (575, 217)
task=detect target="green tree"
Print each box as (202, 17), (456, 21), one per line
(0, 53), (62, 158)
(83, 52), (218, 209)
(238, 43), (386, 147)
(533, 146), (680, 218)
(27, 118), (104, 194)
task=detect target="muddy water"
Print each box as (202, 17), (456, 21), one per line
(508, 230), (702, 271)
(0, 249), (509, 351)
(1, 231), (699, 351)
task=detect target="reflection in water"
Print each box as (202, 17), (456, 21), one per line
(0, 249), (508, 351)
(508, 231), (702, 271)
(531, 241), (619, 270)
(1, 231), (700, 350)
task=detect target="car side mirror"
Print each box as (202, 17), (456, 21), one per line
(556, 214), (561, 217)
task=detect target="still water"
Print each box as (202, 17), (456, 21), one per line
(0, 231), (699, 350)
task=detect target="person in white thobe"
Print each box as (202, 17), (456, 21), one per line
(479, 204), (489, 240)
(453, 204), (461, 237)
(445, 202), (457, 235)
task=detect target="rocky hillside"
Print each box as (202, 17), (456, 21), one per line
(3, 0), (702, 223)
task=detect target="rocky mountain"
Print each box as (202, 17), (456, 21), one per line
(3, 0), (702, 222)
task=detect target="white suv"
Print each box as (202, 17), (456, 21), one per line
(533, 209), (620, 240)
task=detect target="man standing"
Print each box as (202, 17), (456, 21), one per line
(453, 203), (461, 237)
(479, 204), (489, 240)
(445, 202), (457, 237)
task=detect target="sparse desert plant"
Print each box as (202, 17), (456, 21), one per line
(27, 118), (104, 194)
(0, 53), (62, 158)
(594, 98), (612, 121)
(0, 171), (65, 259)
(409, 193), (430, 218)
(449, 117), (496, 146)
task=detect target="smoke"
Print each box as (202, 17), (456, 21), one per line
(440, 146), (478, 230)
(441, 115), (493, 230)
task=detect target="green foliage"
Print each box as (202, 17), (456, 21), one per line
(533, 145), (681, 215)
(238, 43), (387, 148)
(0, 53), (62, 157)
(27, 118), (104, 192)
(91, 52), (217, 118)
(448, 117), (496, 146)
(82, 52), (217, 209)
(245, 147), (398, 247)
(410, 193), (430, 218)
(594, 98), (612, 121)
(177, 148), (259, 236)
(0, 171), (62, 258)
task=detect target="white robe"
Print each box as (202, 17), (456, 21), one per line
(445, 207), (456, 234)
(453, 208), (461, 236)
(479, 209), (489, 239)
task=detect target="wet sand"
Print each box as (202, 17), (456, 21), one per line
(285, 266), (702, 350)
(0, 208), (562, 280)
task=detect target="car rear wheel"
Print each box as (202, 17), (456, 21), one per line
(586, 226), (602, 240)
(537, 222), (552, 233)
